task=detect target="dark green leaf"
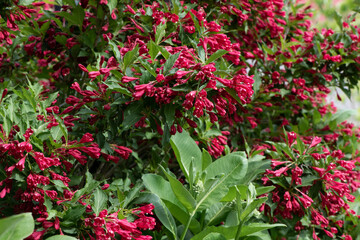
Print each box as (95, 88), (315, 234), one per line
(164, 52), (181, 74)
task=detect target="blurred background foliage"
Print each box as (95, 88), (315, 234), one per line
(304, 0), (360, 122)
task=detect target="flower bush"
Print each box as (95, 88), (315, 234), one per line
(0, 0), (360, 239)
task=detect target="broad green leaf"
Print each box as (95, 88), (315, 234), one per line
(46, 236), (78, 240)
(0, 213), (34, 240)
(165, 200), (201, 233)
(163, 52), (181, 74)
(239, 223), (286, 237)
(192, 226), (238, 240)
(205, 202), (232, 226)
(203, 233), (227, 240)
(135, 192), (177, 239)
(170, 131), (202, 183)
(142, 174), (184, 209)
(205, 49), (228, 65)
(155, 22), (167, 45)
(162, 168), (197, 213)
(93, 188), (108, 216)
(197, 152), (248, 211)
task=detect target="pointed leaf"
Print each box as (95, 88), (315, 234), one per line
(162, 168), (196, 213)
(93, 188), (108, 216)
(205, 49), (228, 65)
(170, 131), (202, 183)
(197, 152), (248, 211)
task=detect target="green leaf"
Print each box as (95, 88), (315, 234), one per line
(239, 223), (286, 237)
(56, 6), (85, 27)
(109, 40), (121, 63)
(63, 205), (86, 222)
(93, 188), (108, 216)
(205, 202), (232, 226)
(170, 131), (202, 183)
(122, 102), (143, 129)
(197, 152), (248, 211)
(155, 22), (167, 45)
(50, 125), (63, 141)
(148, 40), (160, 61)
(164, 104), (176, 127)
(162, 167), (197, 213)
(159, 46), (170, 59)
(46, 236), (78, 240)
(135, 192), (177, 239)
(142, 174), (186, 211)
(140, 58), (157, 77)
(123, 45), (139, 71)
(201, 149), (212, 171)
(239, 197), (267, 222)
(0, 213), (34, 240)
(205, 49), (228, 65)
(203, 233), (227, 240)
(163, 52), (181, 74)
(107, 0), (117, 13)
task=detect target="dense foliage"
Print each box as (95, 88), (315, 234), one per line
(0, 0), (360, 239)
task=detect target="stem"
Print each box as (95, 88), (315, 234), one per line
(180, 212), (194, 240)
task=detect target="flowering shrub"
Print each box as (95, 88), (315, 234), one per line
(0, 0), (360, 239)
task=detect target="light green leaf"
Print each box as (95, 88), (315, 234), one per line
(239, 223), (286, 237)
(155, 22), (167, 45)
(170, 131), (202, 183)
(0, 213), (34, 240)
(162, 167), (197, 213)
(46, 235), (78, 240)
(197, 152), (248, 211)
(93, 188), (108, 216)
